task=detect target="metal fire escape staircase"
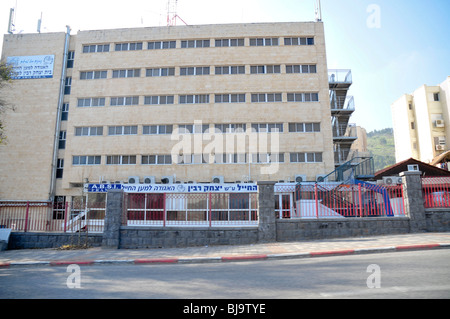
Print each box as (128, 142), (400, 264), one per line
(329, 70), (358, 166)
(326, 70), (375, 183)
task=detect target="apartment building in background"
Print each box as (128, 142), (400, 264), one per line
(0, 21), (358, 202)
(392, 77), (450, 164)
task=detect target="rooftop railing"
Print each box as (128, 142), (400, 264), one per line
(328, 69), (352, 84)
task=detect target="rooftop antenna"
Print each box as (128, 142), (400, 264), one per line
(7, 8), (16, 34)
(315, 0), (322, 22)
(37, 12), (42, 33)
(166, 0), (188, 26)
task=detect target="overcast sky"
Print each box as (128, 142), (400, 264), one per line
(1, 0), (449, 132)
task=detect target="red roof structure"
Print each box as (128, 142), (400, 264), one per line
(374, 157), (450, 180)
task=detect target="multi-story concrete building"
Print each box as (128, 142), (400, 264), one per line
(391, 77), (450, 163)
(0, 21), (353, 202)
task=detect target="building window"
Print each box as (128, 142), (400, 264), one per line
(64, 77), (71, 95)
(249, 38), (279, 46)
(286, 64), (317, 74)
(110, 96), (139, 106)
(56, 159), (64, 179)
(179, 95), (210, 104)
(215, 38), (245, 47)
(251, 93), (282, 103)
(80, 70), (108, 80)
(148, 41), (176, 50)
(77, 98), (106, 107)
(251, 153), (284, 163)
(180, 67), (210, 76)
(251, 123), (283, 133)
(290, 152), (322, 163)
(58, 131), (66, 149)
(115, 42), (143, 51)
(250, 65), (281, 74)
(61, 103), (69, 121)
(106, 155), (137, 165)
(142, 155), (172, 165)
(146, 68), (175, 77)
(289, 123), (321, 133)
(181, 39), (210, 48)
(67, 51), (74, 68)
(143, 125), (173, 135)
(215, 154), (247, 164)
(75, 126), (103, 136)
(287, 92), (319, 102)
(83, 44), (110, 53)
(434, 93), (440, 101)
(215, 124), (246, 133)
(112, 69), (141, 78)
(215, 66), (245, 75)
(284, 37), (314, 45)
(178, 154), (207, 164)
(72, 155), (101, 165)
(144, 96), (174, 105)
(178, 124), (210, 134)
(108, 126), (138, 135)
(214, 94), (246, 103)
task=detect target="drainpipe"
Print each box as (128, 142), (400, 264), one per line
(49, 25), (71, 201)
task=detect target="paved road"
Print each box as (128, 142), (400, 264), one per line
(1, 250), (449, 301)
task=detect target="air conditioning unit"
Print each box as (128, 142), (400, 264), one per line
(383, 176), (402, 185)
(212, 176), (224, 183)
(436, 145), (445, 151)
(161, 176), (174, 184)
(128, 176), (140, 184)
(316, 175), (328, 183)
(407, 164), (419, 172)
(143, 176), (155, 184)
(295, 175), (307, 183)
(435, 120), (445, 128)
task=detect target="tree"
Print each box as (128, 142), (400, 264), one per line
(0, 61), (14, 144)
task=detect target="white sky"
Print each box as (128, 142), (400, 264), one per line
(1, 0), (449, 133)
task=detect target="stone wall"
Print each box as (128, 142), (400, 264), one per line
(119, 227), (258, 249)
(6, 171), (450, 250)
(276, 217), (411, 241)
(8, 232), (102, 249)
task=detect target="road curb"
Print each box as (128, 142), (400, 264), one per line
(2, 243), (450, 268)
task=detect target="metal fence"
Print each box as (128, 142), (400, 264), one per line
(422, 177), (450, 209)
(0, 200), (105, 233)
(123, 192), (258, 227)
(275, 183), (405, 219)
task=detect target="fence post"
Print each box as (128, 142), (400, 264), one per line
(314, 184), (319, 219)
(257, 181), (276, 243)
(400, 171), (426, 232)
(102, 189), (124, 249)
(63, 202), (68, 233)
(24, 201), (30, 232)
(209, 193), (212, 227)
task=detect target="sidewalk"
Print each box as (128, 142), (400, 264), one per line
(1, 232), (450, 267)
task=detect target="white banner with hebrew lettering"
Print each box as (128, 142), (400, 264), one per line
(7, 55), (55, 79)
(86, 183), (258, 193)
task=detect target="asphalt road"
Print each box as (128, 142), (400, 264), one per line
(1, 250), (449, 300)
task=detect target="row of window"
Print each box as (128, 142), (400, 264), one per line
(72, 152), (323, 166)
(76, 92), (319, 107)
(79, 64), (317, 80)
(82, 37), (315, 53)
(73, 123), (321, 136)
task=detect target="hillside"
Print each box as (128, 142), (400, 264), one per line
(367, 128), (396, 172)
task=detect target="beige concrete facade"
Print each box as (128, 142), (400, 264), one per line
(1, 22), (335, 201)
(392, 77), (450, 164)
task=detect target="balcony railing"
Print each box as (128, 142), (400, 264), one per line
(331, 95), (355, 111)
(329, 69), (352, 84)
(333, 123), (357, 138)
